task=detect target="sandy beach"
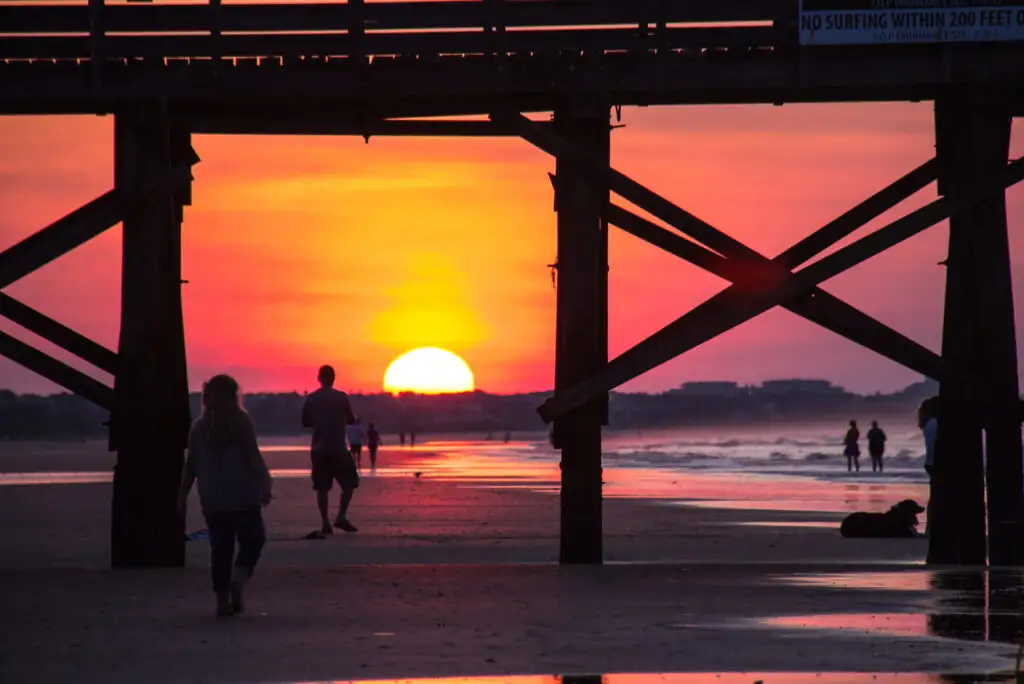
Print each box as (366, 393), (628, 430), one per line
(0, 437), (1018, 684)
(0, 437), (931, 569)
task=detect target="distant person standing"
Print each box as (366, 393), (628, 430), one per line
(347, 418), (365, 469)
(410, 431), (416, 447)
(301, 365), (359, 536)
(399, 431), (406, 447)
(176, 374), (273, 617)
(867, 421), (887, 473)
(843, 420), (861, 473)
(367, 423), (382, 469)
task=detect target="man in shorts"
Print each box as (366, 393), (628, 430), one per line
(867, 420), (887, 473)
(301, 365), (359, 535)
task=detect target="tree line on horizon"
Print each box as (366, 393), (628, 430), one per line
(0, 378), (940, 441)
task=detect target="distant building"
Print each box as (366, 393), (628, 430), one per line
(756, 379), (846, 397)
(673, 381), (744, 398)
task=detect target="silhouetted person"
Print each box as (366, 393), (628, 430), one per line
(867, 420), (887, 473)
(399, 431), (406, 446)
(347, 417), (365, 469)
(176, 374), (272, 617)
(301, 365), (359, 535)
(918, 396), (939, 536)
(367, 423), (381, 469)
(503, 431), (511, 443)
(918, 396), (938, 479)
(410, 431), (416, 447)
(843, 419), (860, 473)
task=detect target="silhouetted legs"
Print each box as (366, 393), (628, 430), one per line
(206, 508), (266, 616)
(311, 450), (359, 534)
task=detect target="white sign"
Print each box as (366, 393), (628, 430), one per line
(799, 1), (1024, 45)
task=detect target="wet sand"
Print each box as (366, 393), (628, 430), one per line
(0, 440), (1016, 684)
(0, 440), (929, 569)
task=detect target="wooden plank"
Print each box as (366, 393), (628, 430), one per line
(932, 91), (1023, 567)
(0, 331), (114, 411)
(777, 157), (938, 268)
(188, 116), (550, 137)
(508, 111), (954, 390)
(971, 112), (1024, 568)
(5, 44), (1024, 115)
(88, 0), (104, 89)
(497, 111), (762, 259)
(0, 147), (198, 289)
(607, 204), (956, 385)
(929, 92), (987, 566)
(0, 189), (121, 289)
(0, 293), (118, 375)
(210, 0), (222, 65)
(110, 104), (191, 569)
(538, 155), (1024, 422)
(552, 107), (609, 565)
(0, 26), (780, 61)
(0, 1), (789, 35)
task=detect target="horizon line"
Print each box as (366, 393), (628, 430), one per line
(0, 377), (937, 400)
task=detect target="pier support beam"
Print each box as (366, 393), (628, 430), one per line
(552, 104), (610, 565)
(110, 106), (192, 568)
(931, 90), (1023, 566)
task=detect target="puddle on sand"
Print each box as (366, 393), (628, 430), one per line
(782, 571), (934, 591)
(765, 612), (930, 637)
(732, 521), (839, 529)
(289, 673), (1015, 684)
(0, 471), (113, 486)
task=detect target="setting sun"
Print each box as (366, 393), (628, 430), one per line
(383, 347), (475, 395)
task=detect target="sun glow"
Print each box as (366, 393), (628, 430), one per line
(383, 347), (475, 395)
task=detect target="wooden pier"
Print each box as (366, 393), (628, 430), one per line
(1, 0), (1023, 568)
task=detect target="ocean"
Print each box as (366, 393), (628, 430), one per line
(321, 420), (934, 520)
(0, 420), (932, 520)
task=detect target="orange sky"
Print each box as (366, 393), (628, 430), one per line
(1, 104), (1022, 396)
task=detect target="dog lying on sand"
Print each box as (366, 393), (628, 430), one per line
(840, 499), (925, 538)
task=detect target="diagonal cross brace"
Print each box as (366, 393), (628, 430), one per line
(500, 113), (947, 382)
(0, 330), (114, 411)
(0, 292), (118, 375)
(538, 155), (1024, 422)
(598, 158), (947, 382)
(494, 112), (957, 416)
(0, 146), (200, 290)
(607, 204), (955, 384)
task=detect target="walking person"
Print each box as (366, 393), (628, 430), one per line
(367, 423), (382, 469)
(301, 365), (359, 536)
(176, 374), (273, 617)
(844, 419), (861, 473)
(347, 418), (365, 469)
(867, 420), (887, 473)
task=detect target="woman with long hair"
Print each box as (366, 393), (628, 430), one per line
(177, 374), (273, 617)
